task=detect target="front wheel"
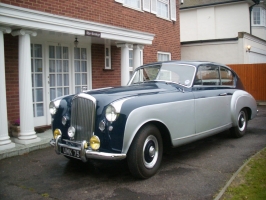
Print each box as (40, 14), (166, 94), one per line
(230, 108), (248, 138)
(127, 124), (163, 179)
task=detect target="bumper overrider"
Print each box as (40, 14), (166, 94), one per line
(50, 135), (126, 162)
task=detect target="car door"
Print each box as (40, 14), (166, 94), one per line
(193, 65), (232, 134)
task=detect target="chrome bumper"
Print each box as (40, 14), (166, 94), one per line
(50, 136), (126, 162)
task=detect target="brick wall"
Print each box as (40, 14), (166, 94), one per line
(4, 34), (19, 124)
(91, 44), (121, 88)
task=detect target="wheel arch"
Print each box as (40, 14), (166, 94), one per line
(230, 90), (257, 127)
(122, 119), (172, 155)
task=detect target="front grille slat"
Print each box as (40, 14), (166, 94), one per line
(71, 95), (96, 141)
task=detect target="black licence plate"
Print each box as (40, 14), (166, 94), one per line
(61, 147), (81, 159)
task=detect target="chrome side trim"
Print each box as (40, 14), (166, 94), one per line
(50, 138), (126, 161)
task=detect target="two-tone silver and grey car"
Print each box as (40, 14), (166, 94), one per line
(49, 61), (257, 179)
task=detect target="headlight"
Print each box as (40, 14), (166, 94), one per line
(68, 126), (75, 138)
(49, 99), (61, 115)
(105, 105), (118, 122)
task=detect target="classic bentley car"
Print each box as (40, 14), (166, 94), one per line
(49, 61), (257, 178)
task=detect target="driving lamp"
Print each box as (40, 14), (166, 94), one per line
(53, 129), (62, 139)
(90, 135), (100, 150)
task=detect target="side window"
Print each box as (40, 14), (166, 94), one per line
(220, 67), (234, 86)
(194, 65), (220, 86)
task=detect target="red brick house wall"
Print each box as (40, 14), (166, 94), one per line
(4, 34), (19, 124)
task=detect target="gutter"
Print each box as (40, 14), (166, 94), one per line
(181, 37), (238, 45)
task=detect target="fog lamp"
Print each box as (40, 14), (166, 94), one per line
(90, 135), (100, 150)
(53, 129), (62, 139)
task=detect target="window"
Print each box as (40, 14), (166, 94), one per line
(157, 52), (171, 61)
(220, 67), (234, 86)
(105, 45), (111, 69)
(124, 0), (141, 9)
(195, 65), (220, 86)
(49, 45), (70, 100)
(129, 49), (133, 69)
(252, 7), (266, 26)
(74, 47), (88, 93)
(31, 44), (44, 117)
(157, 0), (169, 19)
(115, 0), (176, 21)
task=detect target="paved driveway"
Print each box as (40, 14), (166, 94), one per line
(0, 106), (265, 200)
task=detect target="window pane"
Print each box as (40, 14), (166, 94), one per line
(106, 48), (109, 57)
(36, 103), (44, 116)
(57, 74), (62, 86)
(34, 44), (42, 58)
(220, 67), (234, 86)
(31, 74), (34, 87)
(75, 74), (81, 85)
(74, 48), (80, 59)
(56, 60), (62, 72)
(36, 89), (43, 102)
(49, 46), (55, 58)
(35, 59), (42, 72)
(64, 87), (69, 95)
(64, 74), (69, 86)
(125, 0), (140, 9)
(56, 46), (62, 59)
(75, 61), (80, 72)
(81, 48), (87, 59)
(63, 47), (68, 59)
(157, 0), (169, 18)
(49, 60), (55, 72)
(75, 86), (81, 93)
(81, 61), (87, 72)
(31, 44), (33, 57)
(50, 88), (56, 100)
(35, 74), (43, 87)
(82, 73), (87, 85)
(50, 75), (55, 86)
(63, 60), (69, 72)
(57, 88), (63, 97)
(197, 65), (220, 85)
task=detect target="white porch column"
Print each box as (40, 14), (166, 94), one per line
(133, 44), (144, 70)
(117, 43), (132, 86)
(0, 27), (16, 151)
(11, 29), (40, 145)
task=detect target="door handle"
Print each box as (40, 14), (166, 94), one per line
(219, 93), (227, 96)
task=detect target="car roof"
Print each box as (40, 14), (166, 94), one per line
(142, 60), (229, 68)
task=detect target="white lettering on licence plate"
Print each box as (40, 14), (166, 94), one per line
(62, 147), (80, 158)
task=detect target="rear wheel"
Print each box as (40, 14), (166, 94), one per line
(127, 124), (163, 179)
(230, 108), (248, 138)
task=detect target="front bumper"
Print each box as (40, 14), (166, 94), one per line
(50, 136), (126, 162)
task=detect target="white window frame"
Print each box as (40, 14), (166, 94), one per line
(157, 51), (171, 61)
(115, 0), (176, 21)
(105, 45), (112, 69)
(252, 7), (266, 27)
(157, 0), (170, 20)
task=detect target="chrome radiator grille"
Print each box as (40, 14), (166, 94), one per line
(71, 96), (96, 141)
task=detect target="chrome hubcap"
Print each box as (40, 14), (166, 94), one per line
(238, 111), (246, 132)
(143, 135), (158, 169)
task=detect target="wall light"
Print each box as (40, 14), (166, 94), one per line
(74, 37), (79, 48)
(246, 45), (251, 52)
